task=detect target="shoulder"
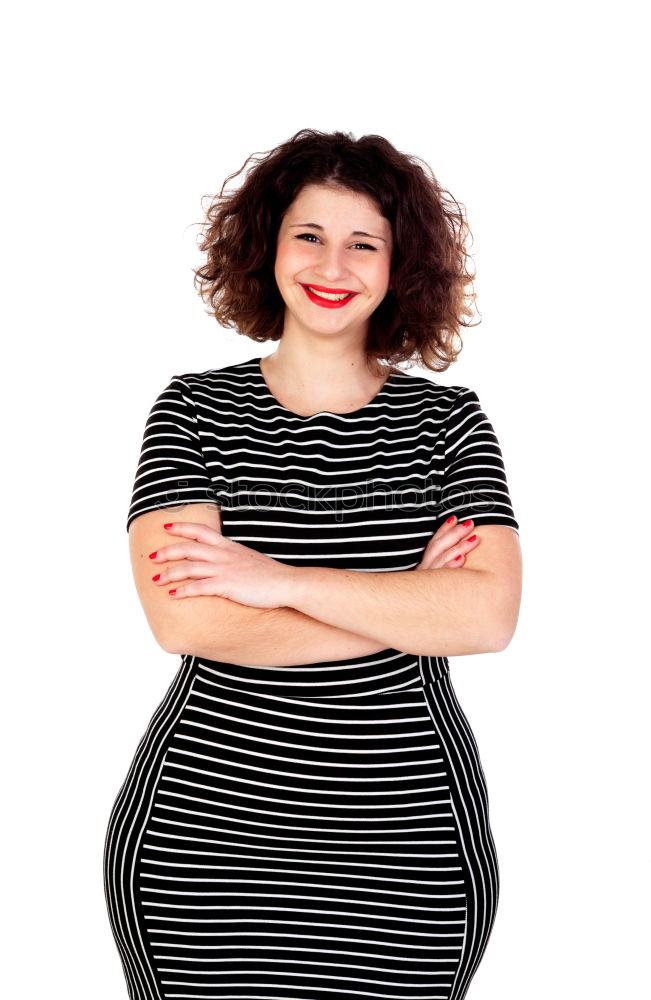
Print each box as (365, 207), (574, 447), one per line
(168, 358), (260, 410)
(391, 368), (477, 415)
(173, 357), (258, 388)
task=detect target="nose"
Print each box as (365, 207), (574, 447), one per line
(314, 243), (350, 283)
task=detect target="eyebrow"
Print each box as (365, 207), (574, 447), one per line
(288, 222), (387, 243)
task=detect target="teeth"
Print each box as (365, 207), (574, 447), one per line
(307, 286), (352, 301)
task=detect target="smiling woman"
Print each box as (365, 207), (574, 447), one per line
(103, 128), (522, 1000)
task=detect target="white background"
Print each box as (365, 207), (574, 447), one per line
(2, 1), (649, 997)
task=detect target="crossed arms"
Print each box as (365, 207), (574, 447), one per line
(129, 505), (522, 665)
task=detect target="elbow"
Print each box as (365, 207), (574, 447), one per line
(487, 578), (522, 652)
(470, 626), (514, 655)
(158, 627), (188, 656)
(489, 610), (520, 653)
(142, 609), (188, 655)
(417, 627), (510, 658)
(138, 602), (189, 656)
(489, 627), (515, 653)
(159, 626), (233, 660)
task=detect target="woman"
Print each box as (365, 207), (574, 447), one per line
(104, 128), (522, 1000)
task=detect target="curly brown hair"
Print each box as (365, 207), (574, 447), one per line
(192, 128), (479, 373)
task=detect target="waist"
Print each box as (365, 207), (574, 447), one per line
(182, 648), (450, 699)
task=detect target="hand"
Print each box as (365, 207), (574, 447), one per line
(415, 516), (479, 571)
(149, 521), (297, 609)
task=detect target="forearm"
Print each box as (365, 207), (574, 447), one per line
(166, 596), (387, 666)
(282, 566), (511, 656)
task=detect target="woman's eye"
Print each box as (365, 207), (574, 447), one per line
(295, 233), (376, 251)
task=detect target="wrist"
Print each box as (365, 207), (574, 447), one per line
(278, 564), (323, 611)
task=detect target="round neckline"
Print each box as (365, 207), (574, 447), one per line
(255, 356), (396, 420)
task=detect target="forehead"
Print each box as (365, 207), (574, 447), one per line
(284, 183), (389, 231)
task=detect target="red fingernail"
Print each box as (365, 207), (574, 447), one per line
(168, 589), (176, 595)
(446, 516), (456, 524)
(467, 534), (477, 542)
(163, 523), (172, 529)
(149, 551), (157, 559)
(454, 554), (462, 561)
(152, 574), (160, 582)
(462, 520), (472, 527)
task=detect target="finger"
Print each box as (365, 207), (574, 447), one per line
(151, 561), (220, 585)
(418, 532), (480, 570)
(167, 577), (228, 599)
(432, 515), (461, 538)
(149, 540), (222, 565)
(421, 520), (475, 562)
(428, 517), (474, 547)
(440, 535), (480, 567)
(162, 521), (224, 544)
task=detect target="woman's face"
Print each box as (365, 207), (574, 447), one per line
(274, 182), (393, 341)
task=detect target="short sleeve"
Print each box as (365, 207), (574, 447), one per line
(126, 375), (216, 532)
(434, 387), (520, 534)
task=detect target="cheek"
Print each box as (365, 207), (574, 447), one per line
(275, 239), (307, 272)
(367, 257), (391, 289)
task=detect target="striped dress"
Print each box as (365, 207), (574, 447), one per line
(104, 355), (520, 1000)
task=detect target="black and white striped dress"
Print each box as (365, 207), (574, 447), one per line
(104, 356), (519, 1000)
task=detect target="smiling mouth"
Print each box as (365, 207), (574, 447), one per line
(301, 284), (359, 306)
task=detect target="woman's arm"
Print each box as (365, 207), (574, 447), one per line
(166, 526), (521, 662)
(132, 508), (520, 664)
(166, 600), (387, 665)
(277, 523), (522, 656)
(130, 507), (386, 665)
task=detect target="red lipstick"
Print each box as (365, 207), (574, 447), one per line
(301, 283), (359, 309)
